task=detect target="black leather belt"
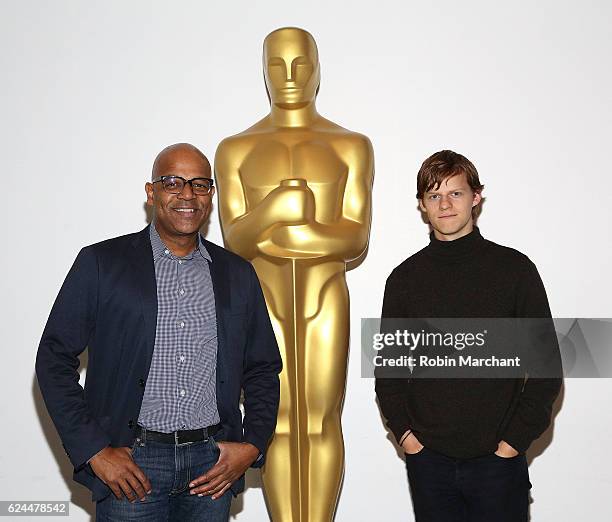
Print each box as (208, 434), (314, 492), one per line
(135, 424), (221, 445)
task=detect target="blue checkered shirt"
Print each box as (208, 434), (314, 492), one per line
(137, 223), (221, 432)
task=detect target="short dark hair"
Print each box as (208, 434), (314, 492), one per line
(416, 150), (484, 218)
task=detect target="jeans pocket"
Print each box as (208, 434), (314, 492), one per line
(210, 436), (220, 453)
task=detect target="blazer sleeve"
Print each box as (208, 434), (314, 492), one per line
(241, 263), (282, 467)
(35, 246), (111, 469)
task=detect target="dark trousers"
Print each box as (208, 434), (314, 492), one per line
(405, 447), (531, 522)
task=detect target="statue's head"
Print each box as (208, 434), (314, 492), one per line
(263, 27), (320, 109)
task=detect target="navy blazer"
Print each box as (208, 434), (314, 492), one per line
(36, 225), (282, 501)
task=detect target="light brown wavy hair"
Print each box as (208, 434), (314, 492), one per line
(416, 150), (484, 218)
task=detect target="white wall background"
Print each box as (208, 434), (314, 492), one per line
(1, 0), (611, 520)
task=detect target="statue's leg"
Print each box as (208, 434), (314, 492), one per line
(258, 262), (349, 522)
(301, 270), (349, 522)
(259, 269), (302, 522)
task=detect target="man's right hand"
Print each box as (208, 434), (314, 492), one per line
(401, 432), (425, 455)
(89, 447), (151, 502)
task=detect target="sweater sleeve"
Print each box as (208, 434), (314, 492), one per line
(374, 273), (413, 444)
(501, 259), (563, 453)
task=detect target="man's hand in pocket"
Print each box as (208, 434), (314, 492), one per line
(495, 440), (519, 458)
(90, 446), (151, 501)
(401, 432), (425, 455)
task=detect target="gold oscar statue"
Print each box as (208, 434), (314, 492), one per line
(215, 27), (373, 522)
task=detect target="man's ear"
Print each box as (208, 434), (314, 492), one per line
(418, 199), (427, 213)
(145, 182), (154, 206)
(472, 191), (482, 207)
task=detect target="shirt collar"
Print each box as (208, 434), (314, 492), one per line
(149, 221), (212, 262)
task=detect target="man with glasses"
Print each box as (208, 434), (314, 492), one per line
(36, 143), (282, 521)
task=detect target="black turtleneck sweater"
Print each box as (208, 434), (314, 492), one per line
(375, 226), (562, 458)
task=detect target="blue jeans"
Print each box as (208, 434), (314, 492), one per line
(96, 432), (232, 521)
(405, 447), (531, 522)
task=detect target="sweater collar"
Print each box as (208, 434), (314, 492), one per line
(426, 225), (486, 260)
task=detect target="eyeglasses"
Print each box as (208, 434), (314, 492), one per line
(152, 176), (214, 195)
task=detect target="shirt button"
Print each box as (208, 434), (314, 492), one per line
(179, 288), (185, 296)
(179, 321), (185, 328)
(179, 355), (186, 363)
(164, 249), (169, 255)
(178, 260), (183, 264)
(179, 389), (186, 397)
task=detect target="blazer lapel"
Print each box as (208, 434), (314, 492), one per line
(128, 226), (158, 370)
(205, 237), (230, 392)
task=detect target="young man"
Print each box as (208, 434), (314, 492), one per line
(375, 150), (562, 522)
(36, 143), (282, 521)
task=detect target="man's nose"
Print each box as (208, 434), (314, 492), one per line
(439, 195), (451, 210)
(177, 182), (196, 200)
